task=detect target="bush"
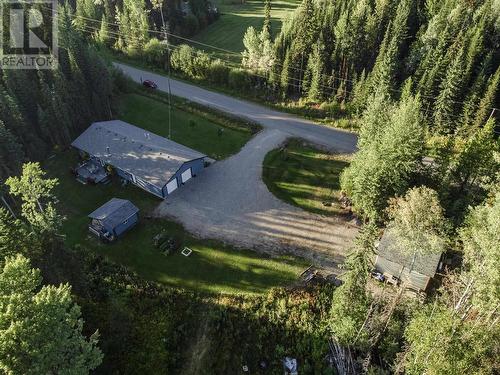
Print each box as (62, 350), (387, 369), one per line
(319, 101), (341, 117)
(143, 38), (168, 66)
(193, 51), (212, 79)
(171, 44), (196, 77)
(228, 68), (251, 91)
(208, 60), (230, 85)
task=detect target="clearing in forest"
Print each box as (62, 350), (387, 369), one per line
(192, 0), (300, 59)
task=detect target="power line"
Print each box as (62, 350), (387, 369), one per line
(45, 5), (498, 110)
(43, 5), (354, 90)
(54, 17), (328, 93)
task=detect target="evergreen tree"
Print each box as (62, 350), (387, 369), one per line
(473, 66), (500, 130)
(341, 95), (424, 221)
(0, 121), (24, 181)
(98, 14), (111, 46)
(306, 38), (325, 101)
(329, 223), (378, 348)
(263, 0), (272, 36)
(434, 47), (465, 133)
(280, 50), (292, 96)
(460, 192), (500, 313)
(368, 0), (411, 99)
(116, 0), (149, 55)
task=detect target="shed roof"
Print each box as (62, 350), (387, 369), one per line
(377, 230), (442, 278)
(88, 198), (139, 228)
(72, 120), (206, 188)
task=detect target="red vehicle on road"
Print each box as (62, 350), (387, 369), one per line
(142, 79), (158, 89)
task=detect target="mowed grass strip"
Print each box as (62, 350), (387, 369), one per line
(47, 151), (307, 295)
(119, 93), (252, 159)
(193, 0), (300, 56)
(263, 139), (351, 217)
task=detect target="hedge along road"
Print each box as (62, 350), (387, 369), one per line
(114, 63), (359, 270)
(114, 62), (358, 153)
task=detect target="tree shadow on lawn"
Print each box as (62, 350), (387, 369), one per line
(39, 242), (337, 374)
(46, 151), (306, 296)
(262, 143), (351, 217)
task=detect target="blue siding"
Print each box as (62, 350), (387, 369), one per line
(112, 213), (139, 237)
(115, 167), (131, 181)
(162, 158), (205, 198)
(135, 176), (163, 198)
(74, 145), (205, 200)
(115, 168), (164, 198)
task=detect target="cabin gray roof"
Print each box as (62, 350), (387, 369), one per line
(71, 120), (206, 188)
(377, 230), (442, 277)
(88, 198), (139, 228)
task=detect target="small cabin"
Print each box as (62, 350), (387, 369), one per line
(88, 198), (139, 241)
(374, 230), (442, 292)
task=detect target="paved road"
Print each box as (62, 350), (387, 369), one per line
(114, 63), (358, 153)
(115, 63), (360, 268)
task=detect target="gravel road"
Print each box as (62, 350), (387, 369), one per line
(114, 63), (358, 153)
(116, 63), (359, 269)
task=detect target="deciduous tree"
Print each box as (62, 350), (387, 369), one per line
(0, 254), (103, 374)
(5, 163), (61, 235)
(386, 186), (447, 257)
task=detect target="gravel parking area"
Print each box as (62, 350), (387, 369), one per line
(156, 129), (358, 270)
(118, 63), (360, 269)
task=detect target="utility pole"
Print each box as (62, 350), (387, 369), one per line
(154, 0), (172, 139)
(164, 22), (173, 140)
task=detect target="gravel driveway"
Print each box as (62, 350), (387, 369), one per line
(117, 63), (360, 269)
(156, 129), (358, 269)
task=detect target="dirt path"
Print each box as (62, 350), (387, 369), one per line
(156, 129), (358, 270)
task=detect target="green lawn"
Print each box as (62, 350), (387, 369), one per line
(119, 93), (253, 159)
(193, 0), (300, 58)
(47, 151), (307, 295)
(262, 139), (351, 217)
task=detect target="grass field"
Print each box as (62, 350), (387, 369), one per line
(47, 151), (307, 295)
(193, 0), (300, 57)
(262, 139), (351, 217)
(119, 93), (253, 159)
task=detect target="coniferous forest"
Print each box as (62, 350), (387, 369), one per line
(0, 0), (499, 374)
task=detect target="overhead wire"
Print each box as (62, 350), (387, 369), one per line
(42, 4), (499, 110)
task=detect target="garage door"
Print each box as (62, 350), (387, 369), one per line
(166, 178), (178, 194)
(181, 168), (192, 183)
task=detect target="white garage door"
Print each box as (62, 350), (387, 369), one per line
(166, 178), (178, 194)
(181, 168), (192, 183)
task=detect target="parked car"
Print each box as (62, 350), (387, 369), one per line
(142, 79), (157, 89)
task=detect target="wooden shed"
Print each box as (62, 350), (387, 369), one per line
(374, 230), (442, 291)
(88, 198), (139, 241)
